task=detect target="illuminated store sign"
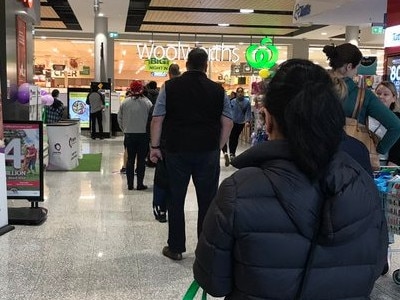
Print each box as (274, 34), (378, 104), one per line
(384, 25), (400, 48)
(136, 44), (240, 63)
(245, 37), (279, 69)
(144, 58), (170, 72)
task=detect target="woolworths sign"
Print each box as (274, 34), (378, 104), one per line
(136, 44), (240, 63)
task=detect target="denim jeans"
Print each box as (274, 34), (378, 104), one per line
(165, 150), (220, 253)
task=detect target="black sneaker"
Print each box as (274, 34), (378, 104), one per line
(157, 212), (167, 223)
(162, 246), (182, 260)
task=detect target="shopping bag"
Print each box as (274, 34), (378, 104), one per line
(183, 280), (207, 300)
(344, 87), (380, 170)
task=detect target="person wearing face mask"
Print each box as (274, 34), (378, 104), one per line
(323, 43), (400, 156)
(373, 81), (400, 166)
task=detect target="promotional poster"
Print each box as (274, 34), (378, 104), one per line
(0, 92), (7, 228)
(68, 90), (90, 129)
(3, 122), (43, 200)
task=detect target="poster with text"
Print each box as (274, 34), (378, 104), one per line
(3, 122), (44, 200)
(68, 91), (90, 129)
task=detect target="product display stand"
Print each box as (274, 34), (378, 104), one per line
(8, 201), (48, 225)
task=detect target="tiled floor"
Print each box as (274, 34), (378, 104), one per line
(1, 135), (400, 300)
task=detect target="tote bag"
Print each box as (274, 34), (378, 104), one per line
(344, 88), (380, 170)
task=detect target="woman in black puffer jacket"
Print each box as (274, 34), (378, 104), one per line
(193, 59), (387, 300)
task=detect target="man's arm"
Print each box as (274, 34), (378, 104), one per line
(150, 115), (165, 163)
(220, 115), (233, 149)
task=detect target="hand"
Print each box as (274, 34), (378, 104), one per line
(150, 148), (162, 163)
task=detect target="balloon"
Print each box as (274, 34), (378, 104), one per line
(17, 83), (30, 104)
(40, 89), (48, 96)
(259, 69), (270, 79)
(41, 94), (54, 106)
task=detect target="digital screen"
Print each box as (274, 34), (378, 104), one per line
(3, 121), (44, 200)
(68, 91), (90, 129)
(387, 55), (400, 96)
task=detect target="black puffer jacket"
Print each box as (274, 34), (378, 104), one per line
(193, 140), (387, 300)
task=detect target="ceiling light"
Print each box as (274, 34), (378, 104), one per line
(321, 32), (327, 36)
(240, 9), (254, 14)
(218, 23), (230, 27)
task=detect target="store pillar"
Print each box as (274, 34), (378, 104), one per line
(289, 40), (309, 59)
(345, 26), (359, 46)
(94, 16), (108, 82)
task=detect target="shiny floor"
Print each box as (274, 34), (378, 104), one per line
(1, 135), (400, 300)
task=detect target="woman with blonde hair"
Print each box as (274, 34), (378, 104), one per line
(375, 81), (400, 165)
(323, 43), (400, 155)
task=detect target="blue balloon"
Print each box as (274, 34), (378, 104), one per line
(17, 83), (30, 104)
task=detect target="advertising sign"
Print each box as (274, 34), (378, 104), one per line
(16, 16), (27, 86)
(67, 88), (90, 129)
(46, 122), (79, 170)
(358, 57), (377, 75)
(245, 37), (279, 70)
(3, 121), (44, 201)
(0, 103), (7, 228)
(387, 55), (400, 97)
(384, 25), (400, 48)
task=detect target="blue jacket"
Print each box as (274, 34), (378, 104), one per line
(230, 97), (251, 124)
(194, 140), (387, 299)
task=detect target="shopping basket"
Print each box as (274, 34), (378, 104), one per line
(376, 170), (400, 285)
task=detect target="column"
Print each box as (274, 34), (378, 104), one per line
(107, 37), (114, 90)
(289, 40), (310, 59)
(94, 16), (108, 82)
(345, 26), (359, 46)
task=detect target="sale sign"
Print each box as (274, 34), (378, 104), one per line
(3, 122), (43, 199)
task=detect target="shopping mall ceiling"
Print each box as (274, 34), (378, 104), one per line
(36, 0), (386, 44)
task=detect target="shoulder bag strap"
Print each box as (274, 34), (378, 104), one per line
(263, 171), (323, 300)
(352, 88), (366, 121)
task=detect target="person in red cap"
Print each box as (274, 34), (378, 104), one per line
(118, 80), (153, 190)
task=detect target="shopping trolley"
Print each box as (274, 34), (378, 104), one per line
(376, 168), (400, 285)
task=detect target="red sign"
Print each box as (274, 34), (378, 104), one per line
(16, 16), (27, 86)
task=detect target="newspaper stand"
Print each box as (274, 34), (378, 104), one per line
(377, 167), (400, 284)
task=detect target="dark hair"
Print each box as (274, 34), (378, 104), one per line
(51, 89), (60, 98)
(236, 87), (244, 93)
(147, 81), (157, 90)
(168, 63), (181, 77)
(187, 48), (208, 71)
(264, 59), (345, 179)
(323, 43), (362, 70)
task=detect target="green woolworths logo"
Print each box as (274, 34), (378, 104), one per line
(245, 37), (279, 69)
